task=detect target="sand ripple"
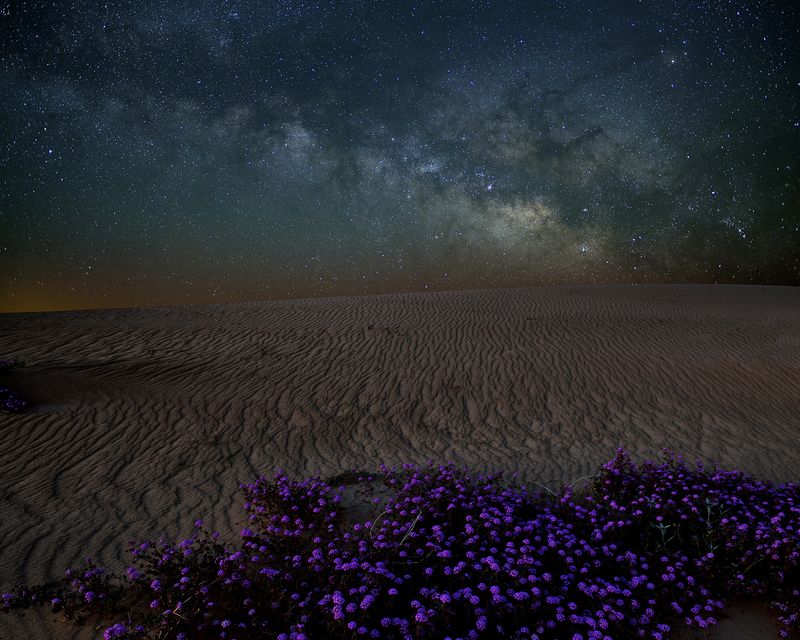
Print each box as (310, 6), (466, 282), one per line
(0, 285), (798, 638)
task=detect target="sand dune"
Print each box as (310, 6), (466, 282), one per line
(0, 285), (798, 639)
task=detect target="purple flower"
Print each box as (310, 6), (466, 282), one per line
(103, 623), (129, 639)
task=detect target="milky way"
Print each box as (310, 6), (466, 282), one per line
(1, 1), (798, 311)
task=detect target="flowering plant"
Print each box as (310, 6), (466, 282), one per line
(0, 358), (27, 413)
(2, 450), (798, 638)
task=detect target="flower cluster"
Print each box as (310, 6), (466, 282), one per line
(0, 358), (27, 413)
(593, 450), (800, 636)
(2, 557), (123, 626)
(2, 450), (798, 639)
(0, 387), (26, 412)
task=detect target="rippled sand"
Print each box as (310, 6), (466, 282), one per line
(1, 285), (798, 639)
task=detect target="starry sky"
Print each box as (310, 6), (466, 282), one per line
(1, 0), (798, 312)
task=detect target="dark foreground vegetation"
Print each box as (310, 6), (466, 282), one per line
(0, 359), (27, 413)
(2, 450), (798, 639)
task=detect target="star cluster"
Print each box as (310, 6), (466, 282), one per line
(1, 0), (798, 311)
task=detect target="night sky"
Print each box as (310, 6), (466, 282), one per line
(2, 1), (799, 312)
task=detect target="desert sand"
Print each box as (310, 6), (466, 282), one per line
(0, 284), (798, 639)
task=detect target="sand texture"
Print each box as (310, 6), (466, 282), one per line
(0, 285), (798, 639)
